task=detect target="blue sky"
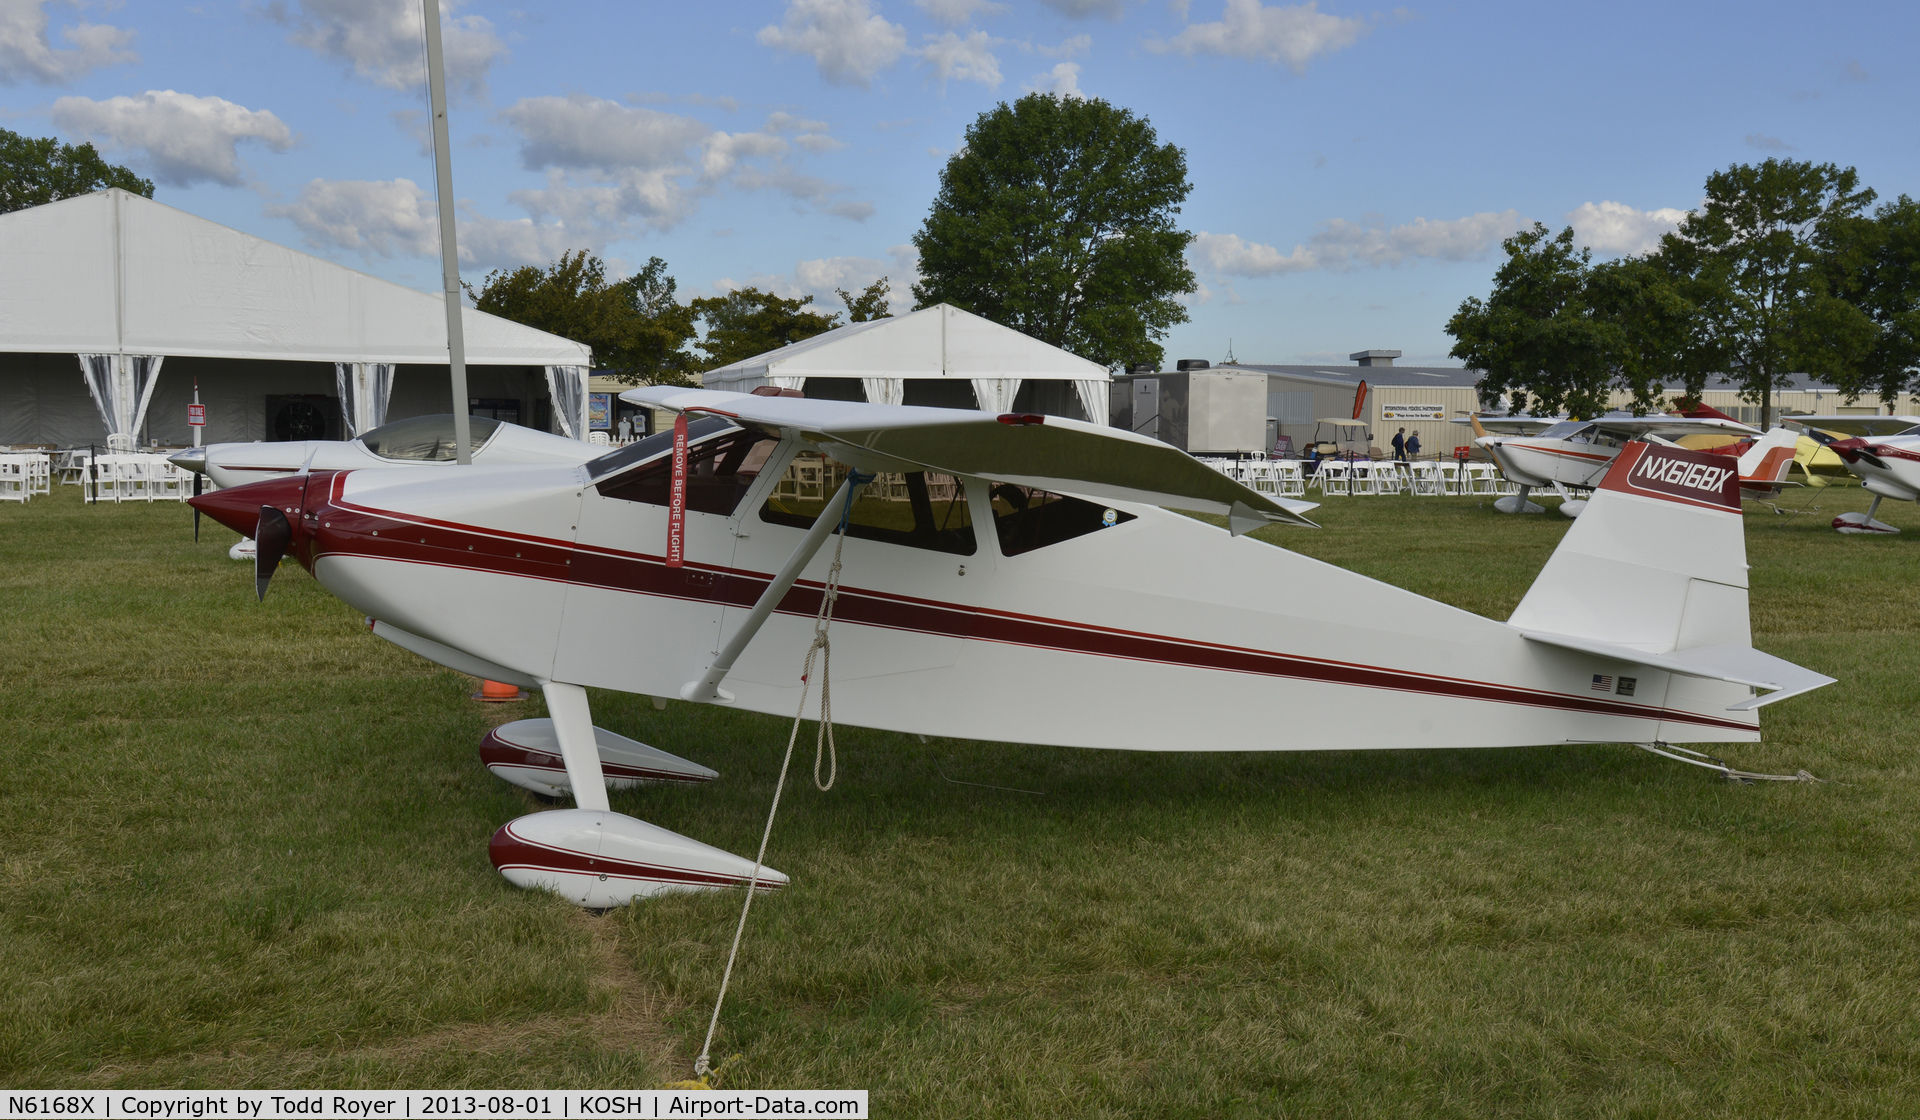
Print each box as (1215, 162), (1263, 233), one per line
(3, 0), (1913, 367)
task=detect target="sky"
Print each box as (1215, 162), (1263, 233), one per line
(2, 0), (1915, 367)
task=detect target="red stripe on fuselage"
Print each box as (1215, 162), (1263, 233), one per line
(313, 479), (1754, 735)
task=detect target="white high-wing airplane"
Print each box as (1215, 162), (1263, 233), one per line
(1463, 413), (1777, 515)
(190, 389), (1833, 909)
(1782, 415), (1920, 534)
(170, 414), (601, 491)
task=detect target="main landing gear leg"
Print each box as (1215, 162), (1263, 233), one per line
(1833, 493), (1900, 534)
(1493, 484), (1545, 515)
(544, 681), (609, 811)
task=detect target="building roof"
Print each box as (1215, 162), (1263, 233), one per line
(0, 189), (592, 367)
(702, 302), (1109, 390)
(1220, 363), (1487, 389)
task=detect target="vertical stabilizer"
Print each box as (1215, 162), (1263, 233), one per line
(1510, 441), (1748, 653)
(1737, 427), (1800, 493)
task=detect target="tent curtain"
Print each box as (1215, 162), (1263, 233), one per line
(860, 377), (905, 407)
(545, 365), (589, 440)
(334, 362), (395, 437)
(78, 352), (165, 446)
(971, 377), (1021, 413)
(1073, 379), (1108, 426)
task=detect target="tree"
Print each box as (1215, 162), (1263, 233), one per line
(912, 93), (1195, 370)
(468, 251), (697, 384)
(837, 277), (891, 322)
(1825, 194), (1920, 406)
(689, 288), (839, 370)
(1656, 158), (1878, 427)
(0, 127), (153, 213)
(1446, 224), (1627, 418)
(1586, 255), (1718, 411)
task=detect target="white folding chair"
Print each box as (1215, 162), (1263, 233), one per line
(1273, 460), (1306, 497)
(150, 457), (188, 500)
(1348, 461), (1380, 496)
(1437, 461), (1465, 496)
(58, 450), (88, 486)
(25, 454), (51, 496)
(588, 431), (611, 446)
(0, 456), (28, 502)
(1408, 462), (1443, 496)
(1314, 460), (1350, 496)
(1464, 463), (1498, 495)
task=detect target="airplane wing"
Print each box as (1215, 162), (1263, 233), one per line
(1781, 414), (1920, 438)
(1450, 415), (1559, 434)
(1589, 416), (1762, 439)
(623, 386), (1320, 532)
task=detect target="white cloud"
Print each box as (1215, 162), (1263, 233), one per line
(1040, 33), (1093, 59)
(794, 244), (922, 310)
(919, 30), (1001, 89)
(914, 0), (1007, 25)
(1565, 200), (1688, 256)
(51, 90), (292, 187)
(498, 96), (869, 236)
(266, 176), (583, 271)
(0, 0), (135, 85)
(1038, 0), (1126, 19)
(758, 0), (908, 87)
(1191, 210), (1528, 276)
(1025, 61), (1083, 97)
(1189, 232), (1316, 276)
(1148, 0), (1366, 71)
(274, 0), (506, 100)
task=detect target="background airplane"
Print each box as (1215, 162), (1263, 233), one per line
(171, 413), (600, 491)
(1783, 415), (1920, 533)
(1461, 413), (1769, 515)
(190, 391), (1832, 909)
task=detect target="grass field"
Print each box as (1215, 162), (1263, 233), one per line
(2, 481), (1918, 1115)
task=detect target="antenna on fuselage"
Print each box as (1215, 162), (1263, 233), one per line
(421, 0), (472, 465)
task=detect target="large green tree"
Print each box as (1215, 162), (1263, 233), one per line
(469, 251), (697, 384)
(1825, 194), (1920, 406)
(912, 93), (1195, 370)
(1655, 158), (1878, 426)
(689, 288), (839, 370)
(1447, 224), (1628, 418)
(0, 127), (152, 213)
(837, 277), (891, 323)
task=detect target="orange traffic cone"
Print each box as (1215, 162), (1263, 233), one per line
(473, 679), (526, 702)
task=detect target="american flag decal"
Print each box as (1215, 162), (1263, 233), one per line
(1591, 674), (1614, 691)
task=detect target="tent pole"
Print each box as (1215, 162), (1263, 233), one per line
(421, 0), (471, 465)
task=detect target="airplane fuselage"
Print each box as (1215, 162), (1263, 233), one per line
(250, 428), (1759, 755)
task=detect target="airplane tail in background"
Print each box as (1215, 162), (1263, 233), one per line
(1738, 427), (1800, 493)
(1507, 441), (1832, 717)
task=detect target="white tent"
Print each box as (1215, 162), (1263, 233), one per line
(0, 189), (592, 447)
(702, 303), (1111, 423)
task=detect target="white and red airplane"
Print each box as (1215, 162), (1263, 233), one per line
(190, 389), (1833, 909)
(1465, 414), (1796, 516)
(170, 413), (600, 491)
(1782, 415), (1920, 534)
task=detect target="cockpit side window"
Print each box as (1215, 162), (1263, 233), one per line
(990, 485), (1134, 556)
(760, 451), (976, 555)
(358, 414), (501, 460)
(595, 427), (777, 517)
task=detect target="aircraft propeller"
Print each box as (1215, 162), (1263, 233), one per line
(255, 505), (292, 601)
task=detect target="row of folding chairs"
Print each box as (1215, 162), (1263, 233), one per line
(1310, 459), (1521, 497)
(1200, 458), (1309, 498)
(80, 454), (194, 503)
(0, 454), (52, 502)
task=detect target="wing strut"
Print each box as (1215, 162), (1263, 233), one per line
(680, 472), (874, 704)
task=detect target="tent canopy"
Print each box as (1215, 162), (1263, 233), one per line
(702, 303), (1108, 391)
(0, 190), (591, 367)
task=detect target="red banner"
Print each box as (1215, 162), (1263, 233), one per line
(188, 404), (205, 427)
(665, 413), (688, 568)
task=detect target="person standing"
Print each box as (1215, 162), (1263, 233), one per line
(1391, 428), (1407, 462)
(1406, 431), (1421, 460)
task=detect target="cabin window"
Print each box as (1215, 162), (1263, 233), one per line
(595, 427), (777, 517)
(358, 414), (501, 460)
(760, 451), (976, 555)
(990, 485), (1135, 556)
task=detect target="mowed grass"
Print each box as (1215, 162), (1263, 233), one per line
(2, 481), (1918, 1114)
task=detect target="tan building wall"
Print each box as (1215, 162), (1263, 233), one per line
(1367, 385), (1484, 460)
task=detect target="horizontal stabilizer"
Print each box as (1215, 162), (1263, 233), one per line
(624, 386), (1318, 531)
(1516, 629), (1835, 711)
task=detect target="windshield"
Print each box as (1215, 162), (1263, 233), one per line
(357, 414), (502, 460)
(1535, 421), (1595, 440)
(584, 415), (739, 481)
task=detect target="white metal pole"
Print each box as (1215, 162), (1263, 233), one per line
(421, 0), (472, 465)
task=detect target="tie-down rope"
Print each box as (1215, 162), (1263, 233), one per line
(693, 476), (865, 1080)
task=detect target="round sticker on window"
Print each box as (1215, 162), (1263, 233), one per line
(1101, 508), (1118, 526)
